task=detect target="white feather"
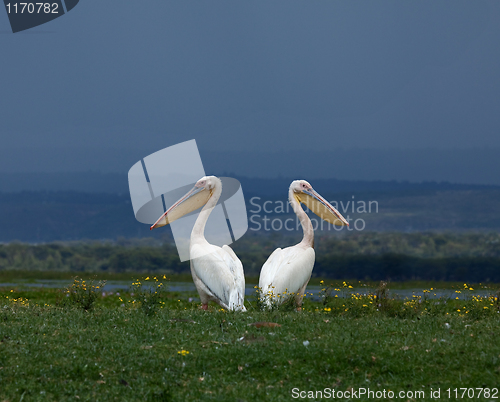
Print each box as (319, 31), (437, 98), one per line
(190, 243), (246, 311)
(259, 245), (315, 308)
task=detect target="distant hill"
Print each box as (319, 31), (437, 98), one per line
(0, 172), (129, 194)
(0, 175), (499, 242)
(0, 171), (496, 194)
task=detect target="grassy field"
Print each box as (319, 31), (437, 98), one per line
(1, 278), (500, 401)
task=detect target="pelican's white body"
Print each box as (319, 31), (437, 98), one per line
(190, 242), (246, 311)
(188, 177), (246, 311)
(151, 175), (246, 311)
(258, 180), (348, 308)
(259, 244), (315, 307)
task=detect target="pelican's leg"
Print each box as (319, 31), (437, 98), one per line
(295, 282), (309, 311)
(199, 293), (210, 310)
(191, 262), (211, 311)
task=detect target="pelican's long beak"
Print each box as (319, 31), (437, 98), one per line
(150, 186), (212, 230)
(296, 189), (349, 226)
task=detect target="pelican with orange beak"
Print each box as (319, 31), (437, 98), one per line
(259, 180), (349, 309)
(150, 176), (246, 311)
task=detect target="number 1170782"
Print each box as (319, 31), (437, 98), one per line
(5, 3), (60, 14)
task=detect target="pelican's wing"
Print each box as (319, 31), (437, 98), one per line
(221, 245), (246, 311)
(258, 247), (283, 292)
(259, 246), (315, 298)
(222, 245), (245, 295)
(191, 243), (245, 311)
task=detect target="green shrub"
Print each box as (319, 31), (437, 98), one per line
(130, 276), (168, 316)
(61, 276), (105, 311)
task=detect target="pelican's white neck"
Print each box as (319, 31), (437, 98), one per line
(191, 180), (222, 243)
(289, 187), (314, 249)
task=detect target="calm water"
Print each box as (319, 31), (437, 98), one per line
(0, 280), (494, 300)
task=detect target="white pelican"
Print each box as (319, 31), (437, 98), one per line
(150, 176), (246, 311)
(259, 180), (349, 309)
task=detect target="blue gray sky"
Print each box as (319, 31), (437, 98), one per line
(0, 1), (499, 184)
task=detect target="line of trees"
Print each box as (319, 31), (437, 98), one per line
(314, 254), (500, 282)
(0, 232), (499, 282)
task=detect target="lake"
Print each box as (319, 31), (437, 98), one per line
(0, 279), (495, 301)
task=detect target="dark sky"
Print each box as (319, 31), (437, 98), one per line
(0, 1), (499, 183)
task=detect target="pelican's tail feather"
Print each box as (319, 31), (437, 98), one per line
(228, 290), (246, 312)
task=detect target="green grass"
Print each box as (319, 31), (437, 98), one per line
(1, 283), (500, 401)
